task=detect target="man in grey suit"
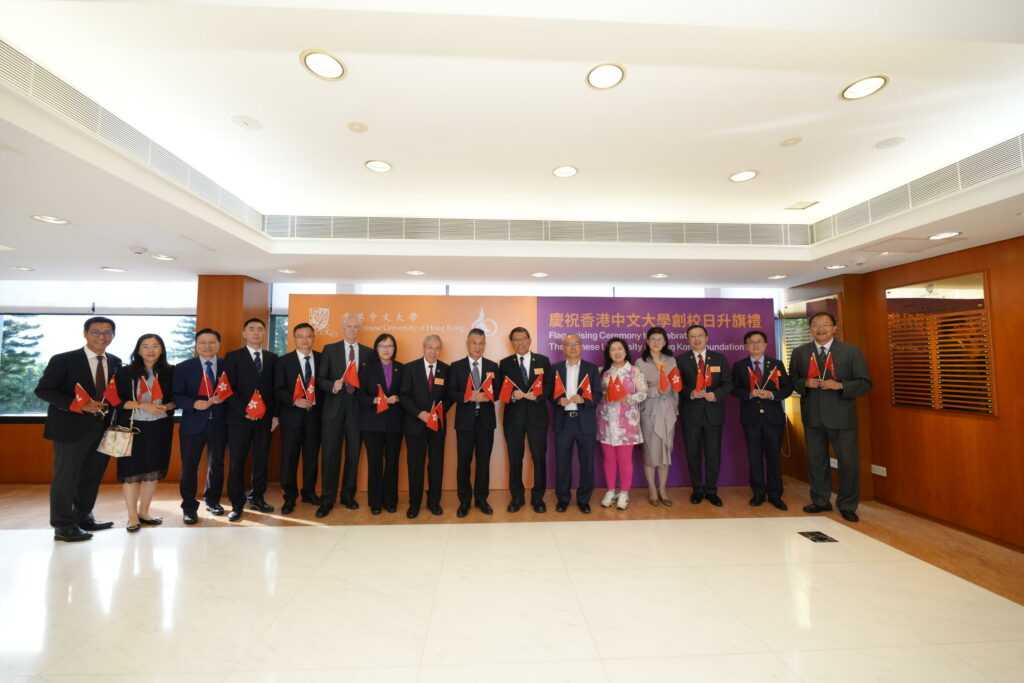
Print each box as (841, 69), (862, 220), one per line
(789, 312), (873, 522)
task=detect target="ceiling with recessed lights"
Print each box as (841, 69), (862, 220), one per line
(0, 0), (1023, 288)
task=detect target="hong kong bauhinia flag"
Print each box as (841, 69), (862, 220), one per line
(376, 385), (389, 414)
(579, 374), (593, 401)
(480, 375), (494, 401)
(245, 390), (266, 419)
(216, 372), (233, 400)
(667, 366), (682, 392)
(69, 383), (91, 413)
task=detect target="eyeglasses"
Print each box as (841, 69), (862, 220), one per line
(377, 344), (395, 350)
(648, 337), (666, 343)
(87, 330), (114, 338)
(745, 339), (766, 345)
(810, 323), (835, 330)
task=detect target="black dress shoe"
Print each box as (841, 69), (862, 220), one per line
(749, 494), (766, 507)
(802, 504), (833, 514)
(371, 508), (382, 515)
(768, 498), (788, 511)
(281, 501), (296, 515)
(315, 504), (333, 518)
(706, 493), (723, 507)
(428, 504), (444, 516)
(690, 492), (704, 504)
(456, 503), (470, 518)
(139, 516), (163, 525)
(578, 503), (592, 514)
(406, 508), (419, 519)
(507, 501), (522, 513)
(840, 509), (860, 522)
(532, 502), (547, 513)
(385, 506), (397, 514)
(301, 494), (320, 505)
(79, 519), (114, 531)
(556, 502), (569, 513)
(474, 500), (493, 515)
(248, 498), (274, 513)
(53, 525), (92, 542)
(341, 498), (360, 510)
(228, 509), (243, 522)
(183, 512), (199, 525)
(205, 503), (226, 516)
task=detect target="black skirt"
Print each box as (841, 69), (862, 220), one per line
(116, 417), (173, 483)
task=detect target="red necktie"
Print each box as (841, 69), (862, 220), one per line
(698, 354), (705, 380)
(427, 364), (434, 391)
(94, 356), (106, 400)
(753, 359), (763, 383)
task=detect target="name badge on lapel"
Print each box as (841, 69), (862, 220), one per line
(434, 377), (445, 386)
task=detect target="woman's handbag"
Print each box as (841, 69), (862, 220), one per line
(97, 378), (139, 458)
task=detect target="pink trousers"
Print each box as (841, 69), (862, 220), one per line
(601, 443), (634, 492)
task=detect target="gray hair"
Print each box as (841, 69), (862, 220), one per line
(422, 334), (442, 347)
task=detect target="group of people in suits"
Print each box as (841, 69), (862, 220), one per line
(36, 310), (872, 542)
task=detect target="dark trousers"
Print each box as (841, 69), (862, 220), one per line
(554, 417), (595, 505)
(456, 418), (493, 504)
(741, 418), (784, 499)
(406, 428), (445, 510)
(227, 418), (271, 510)
(504, 424), (548, 504)
(683, 420), (723, 494)
(321, 408), (362, 504)
(363, 431), (402, 510)
(805, 424), (860, 511)
(280, 421), (320, 503)
(49, 424), (109, 528)
(179, 419), (227, 513)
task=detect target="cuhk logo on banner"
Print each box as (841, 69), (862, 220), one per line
(471, 307), (498, 337)
(309, 307), (330, 331)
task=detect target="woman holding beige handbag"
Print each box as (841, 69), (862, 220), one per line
(112, 334), (176, 532)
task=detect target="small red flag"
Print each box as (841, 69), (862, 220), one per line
(102, 377), (121, 406)
(748, 367), (758, 392)
(499, 376), (516, 403)
(606, 375), (627, 402)
(433, 401), (445, 428)
(215, 371), (233, 400)
(659, 364), (668, 392)
(138, 376), (150, 398)
(342, 361), (360, 389)
(305, 375), (316, 404)
(552, 372), (565, 399)
(70, 383), (91, 413)
(245, 389), (266, 419)
(199, 371), (214, 399)
(579, 374), (593, 401)
(464, 374), (475, 402)
(667, 366), (682, 392)
(767, 366), (781, 390)
(293, 375), (305, 404)
(529, 374), (543, 397)
(824, 353), (835, 380)
(808, 354), (820, 379)
(376, 385), (389, 413)
(149, 377), (164, 402)
(426, 404), (440, 432)
(480, 375), (494, 401)
(694, 362), (712, 391)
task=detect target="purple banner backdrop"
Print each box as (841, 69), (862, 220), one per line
(535, 297), (777, 490)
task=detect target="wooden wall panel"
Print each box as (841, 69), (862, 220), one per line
(195, 275), (269, 354)
(862, 235), (1024, 548)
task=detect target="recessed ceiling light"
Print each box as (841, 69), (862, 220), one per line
(300, 49), (345, 81)
(729, 170), (757, 183)
(406, 270), (425, 276)
(151, 254), (175, 261)
(874, 137), (905, 150)
(9, 265), (34, 271)
(231, 115), (262, 131)
(277, 268), (297, 274)
(347, 121), (368, 133)
(531, 272), (549, 278)
(785, 201), (819, 210)
(825, 264), (847, 270)
(767, 274), (788, 280)
(879, 251), (891, 255)
(552, 166), (578, 178)
(32, 215), (69, 224)
(841, 75), (889, 100)
(100, 266), (126, 272)
(586, 63), (625, 89)
(780, 136), (802, 147)
(365, 160), (392, 173)
(928, 231), (961, 240)
(650, 273), (669, 279)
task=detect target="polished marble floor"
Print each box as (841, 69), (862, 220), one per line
(2, 518), (1023, 682)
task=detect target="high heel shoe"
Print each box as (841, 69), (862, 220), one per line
(648, 495), (660, 506)
(659, 492), (672, 507)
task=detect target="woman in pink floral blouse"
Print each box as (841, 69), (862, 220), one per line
(597, 338), (648, 510)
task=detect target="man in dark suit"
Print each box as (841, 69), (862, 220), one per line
(789, 312), (873, 522)
(35, 316), (121, 541)
(679, 324), (734, 506)
(730, 330), (794, 511)
(399, 334), (451, 518)
(497, 326), (553, 513)
(446, 327), (499, 518)
(223, 317), (278, 521)
(551, 334), (602, 513)
(273, 322), (322, 515)
(315, 314), (372, 517)
(171, 327), (228, 525)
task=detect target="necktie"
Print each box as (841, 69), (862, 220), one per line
(471, 361), (481, 413)
(94, 355), (105, 400)
(519, 355), (529, 386)
(427, 364), (434, 391)
(253, 351), (262, 375)
(303, 355), (312, 384)
(753, 359), (763, 383)
(205, 360), (216, 393)
(346, 344), (356, 394)
(697, 353), (705, 380)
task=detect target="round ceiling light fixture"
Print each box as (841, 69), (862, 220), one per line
(586, 63), (625, 89)
(32, 215), (69, 224)
(650, 273), (669, 279)
(277, 268), (297, 274)
(841, 75), (889, 100)
(780, 136), (802, 147)
(365, 160), (392, 173)
(767, 274), (788, 280)
(928, 231), (961, 240)
(300, 49), (346, 81)
(231, 115), (262, 131)
(552, 166), (578, 178)
(874, 137), (905, 150)
(347, 121), (368, 133)
(151, 254), (176, 261)
(824, 264), (847, 270)
(406, 270), (425, 276)
(531, 272), (549, 278)
(100, 266), (126, 272)
(729, 170), (758, 183)
(9, 265), (34, 271)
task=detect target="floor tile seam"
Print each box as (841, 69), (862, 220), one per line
(416, 524), (454, 669)
(933, 643), (1004, 682)
(551, 520), (605, 665)
(688, 563), (787, 656)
